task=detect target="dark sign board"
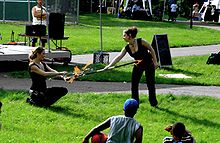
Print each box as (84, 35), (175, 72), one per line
(151, 34), (172, 67)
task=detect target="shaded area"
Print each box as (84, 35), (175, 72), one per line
(158, 106), (220, 128)
(0, 61), (28, 72)
(162, 67), (203, 77)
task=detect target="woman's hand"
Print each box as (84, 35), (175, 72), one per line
(59, 71), (68, 75)
(58, 71), (69, 81)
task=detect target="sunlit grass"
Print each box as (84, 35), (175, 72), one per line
(0, 90), (220, 143)
(0, 14), (220, 54)
(6, 55), (220, 86)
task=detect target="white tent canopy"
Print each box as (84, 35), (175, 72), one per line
(199, 0), (220, 22)
(123, 0), (152, 15)
(209, 0), (220, 8)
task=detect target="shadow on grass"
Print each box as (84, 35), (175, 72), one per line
(161, 67), (203, 77)
(157, 107), (220, 128)
(48, 105), (99, 121)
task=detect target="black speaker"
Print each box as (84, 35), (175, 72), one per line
(25, 24), (46, 36)
(25, 24), (33, 36)
(49, 13), (65, 39)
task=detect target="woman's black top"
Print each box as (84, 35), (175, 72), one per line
(125, 38), (153, 67)
(29, 62), (48, 92)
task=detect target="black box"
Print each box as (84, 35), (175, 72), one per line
(25, 25), (46, 36)
(49, 13), (65, 39)
(93, 52), (109, 64)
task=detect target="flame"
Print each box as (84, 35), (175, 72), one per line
(74, 66), (82, 75)
(65, 62), (93, 84)
(65, 74), (79, 84)
(66, 63), (92, 84)
(67, 66), (81, 83)
(67, 76), (75, 83)
(82, 61), (92, 70)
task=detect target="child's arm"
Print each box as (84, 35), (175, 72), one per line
(134, 125), (143, 143)
(82, 118), (110, 143)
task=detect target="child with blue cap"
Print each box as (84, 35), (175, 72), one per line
(82, 98), (143, 143)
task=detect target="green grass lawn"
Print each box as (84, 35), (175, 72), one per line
(1, 13), (220, 54)
(1, 14), (220, 143)
(0, 90), (220, 143)
(77, 55), (220, 86)
(8, 55), (220, 86)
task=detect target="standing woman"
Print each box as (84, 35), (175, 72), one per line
(27, 47), (68, 107)
(105, 26), (158, 107)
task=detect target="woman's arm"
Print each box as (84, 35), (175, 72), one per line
(45, 63), (68, 79)
(82, 118), (110, 143)
(44, 64), (58, 73)
(104, 47), (127, 69)
(30, 65), (66, 77)
(141, 39), (158, 69)
(32, 6), (37, 17)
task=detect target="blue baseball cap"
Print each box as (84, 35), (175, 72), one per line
(123, 98), (139, 111)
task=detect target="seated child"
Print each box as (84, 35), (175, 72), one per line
(163, 122), (196, 143)
(82, 98), (143, 143)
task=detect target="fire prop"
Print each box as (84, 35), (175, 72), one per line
(65, 60), (142, 83)
(64, 61), (92, 83)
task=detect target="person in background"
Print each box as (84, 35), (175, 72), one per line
(163, 122), (196, 143)
(192, 2), (199, 21)
(31, 0), (47, 47)
(170, 1), (178, 21)
(82, 98), (143, 143)
(27, 47), (68, 107)
(204, 2), (213, 22)
(104, 26), (158, 107)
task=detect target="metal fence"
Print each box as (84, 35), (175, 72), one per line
(0, 0), (79, 24)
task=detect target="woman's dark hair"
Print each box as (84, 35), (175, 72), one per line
(124, 26), (138, 38)
(172, 122), (186, 139)
(29, 47), (45, 60)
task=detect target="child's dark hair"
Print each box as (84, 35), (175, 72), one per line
(29, 47), (45, 60)
(124, 26), (138, 38)
(172, 122), (186, 139)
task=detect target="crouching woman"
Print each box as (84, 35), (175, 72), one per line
(27, 47), (68, 107)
